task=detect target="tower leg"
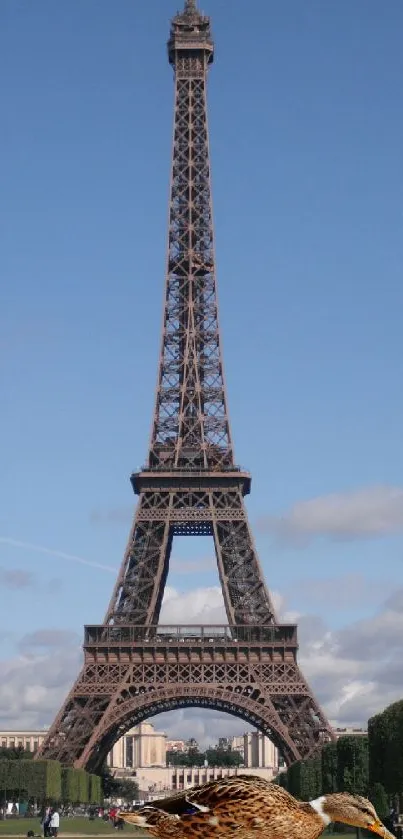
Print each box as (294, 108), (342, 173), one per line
(211, 490), (276, 626)
(104, 494), (173, 626)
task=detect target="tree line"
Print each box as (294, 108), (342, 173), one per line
(166, 747), (243, 767)
(274, 700), (403, 816)
(274, 737), (374, 804)
(0, 754), (141, 807)
(0, 759), (102, 806)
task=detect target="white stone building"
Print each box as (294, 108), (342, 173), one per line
(0, 721), (283, 790)
(107, 721), (167, 769)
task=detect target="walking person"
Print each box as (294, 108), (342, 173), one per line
(50, 809), (60, 838)
(41, 807), (51, 838)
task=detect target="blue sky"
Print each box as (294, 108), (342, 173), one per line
(1, 0), (403, 736)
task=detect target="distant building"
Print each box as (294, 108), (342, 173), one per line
(107, 722), (167, 769)
(334, 727), (367, 739)
(166, 739), (185, 753)
(0, 721), (167, 771)
(0, 731), (47, 753)
(131, 765), (277, 800)
(229, 732), (278, 770)
(228, 735), (245, 758)
(0, 723), (280, 776)
(184, 738), (199, 752)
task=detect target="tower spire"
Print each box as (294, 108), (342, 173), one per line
(184, 0), (197, 11)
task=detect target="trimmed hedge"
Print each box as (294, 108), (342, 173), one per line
(287, 756), (322, 801)
(0, 760), (101, 804)
(369, 700), (403, 797)
(322, 742), (338, 793)
(77, 769), (89, 805)
(369, 783), (389, 819)
(0, 760), (61, 801)
(368, 712), (389, 789)
(61, 767), (79, 803)
(61, 767), (92, 804)
(274, 701), (403, 805)
(278, 736), (368, 801)
(89, 774), (102, 804)
(336, 736), (368, 797)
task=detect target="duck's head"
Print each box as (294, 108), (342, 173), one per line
(311, 793), (394, 839)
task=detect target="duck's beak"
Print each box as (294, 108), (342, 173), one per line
(368, 820), (396, 839)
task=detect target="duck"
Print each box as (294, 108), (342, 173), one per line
(117, 774), (394, 839)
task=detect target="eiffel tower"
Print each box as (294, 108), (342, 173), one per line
(36, 0), (334, 771)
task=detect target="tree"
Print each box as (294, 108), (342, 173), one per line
(286, 758), (322, 801)
(287, 761), (302, 798)
(77, 769), (89, 805)
(369, 783), (388, 820)
(303, 756), (322, 800)
(205, 748), (242, 767)
(113, 779), (139, 803)
(186, 745), (205, 767)
(61, 767), (90, 804)
(167, 746), (243, 768)
(322, 742), (338, 794)
(99, 764), (138, 802)
(166, 750), (186, 767)
(100, 764), (117, 799)
(368, 712), (389, 789)
(0, 747), (33, 761)
(337, 736), (368, 796)
(0, 760), (61, 803)
(369, 701), (403, 798)
(61, 768), (79, 804)
(89, 774), (102, 805)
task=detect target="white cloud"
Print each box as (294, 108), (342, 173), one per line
(160, 586), (285, 625)
(160, 585), (226, 624)
(152, 709), (249, 750)
(258, 484), (403, 545)
(0, 633), (82, 731)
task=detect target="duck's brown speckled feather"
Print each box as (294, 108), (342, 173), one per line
(121, 775), (325, 839)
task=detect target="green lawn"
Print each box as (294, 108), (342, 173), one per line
(0, 828), (352, 839)
(0, 819), (357, 839)
(0, 825), (352, 839)
(0, 819), (146, 836)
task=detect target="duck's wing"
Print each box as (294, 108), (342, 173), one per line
(186, 777), (323, 839)
(153, 775), (298, 815)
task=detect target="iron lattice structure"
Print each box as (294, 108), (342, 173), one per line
(36, 0), (334, 771)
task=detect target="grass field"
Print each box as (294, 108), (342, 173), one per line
(0, 819), (146, 836)
(0, 825), (353, 839)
